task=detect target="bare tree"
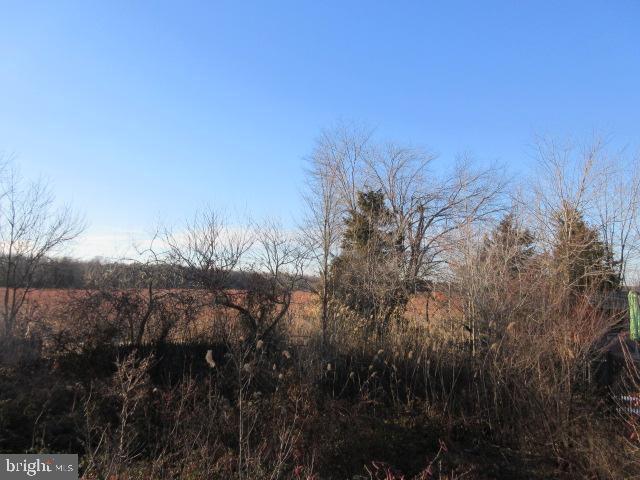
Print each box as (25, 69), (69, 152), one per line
(529, 136), (639, 290)
(301, 128), (361, 344)
(314, 124), (372, 214)
(529, 136), (604, 250)
(595, 150), (640, 285)
(452, 211), (537, 354)
(244, 220), (307, 339)
(365, 147), (506, 293)
(303, 126), (506, 339)
(0, 165), (84, 337)
(162, 209), (305, 340)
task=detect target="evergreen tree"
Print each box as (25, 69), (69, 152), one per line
(330, 190), (406, 335)
(552, 202), (619, 292)
(482, 213), (535, 275)
(341, 190), (397, 254)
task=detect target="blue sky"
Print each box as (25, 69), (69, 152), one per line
(1, 1), (639, 258)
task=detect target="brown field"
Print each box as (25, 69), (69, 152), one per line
(12, 288), (459, 329)
(8, 287), (465, 347)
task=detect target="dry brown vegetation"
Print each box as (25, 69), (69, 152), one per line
(1, 131), (640, 479)
(2, 281), (639, 479)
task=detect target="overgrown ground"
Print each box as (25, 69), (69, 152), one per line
(1, 289), (639, 479)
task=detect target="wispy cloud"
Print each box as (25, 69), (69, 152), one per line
(68, 229), (153, 261)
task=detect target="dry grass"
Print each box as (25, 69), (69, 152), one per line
(1, 285), (639, 479)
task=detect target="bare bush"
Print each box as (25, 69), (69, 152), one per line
(162, 209), (306, 341)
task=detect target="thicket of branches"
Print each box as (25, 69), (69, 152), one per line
(1, 131), (640, 479)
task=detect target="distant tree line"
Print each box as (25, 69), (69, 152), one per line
(0, 256), (305, 291)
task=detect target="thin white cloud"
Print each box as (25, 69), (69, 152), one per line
(69, 229), (152, 261)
